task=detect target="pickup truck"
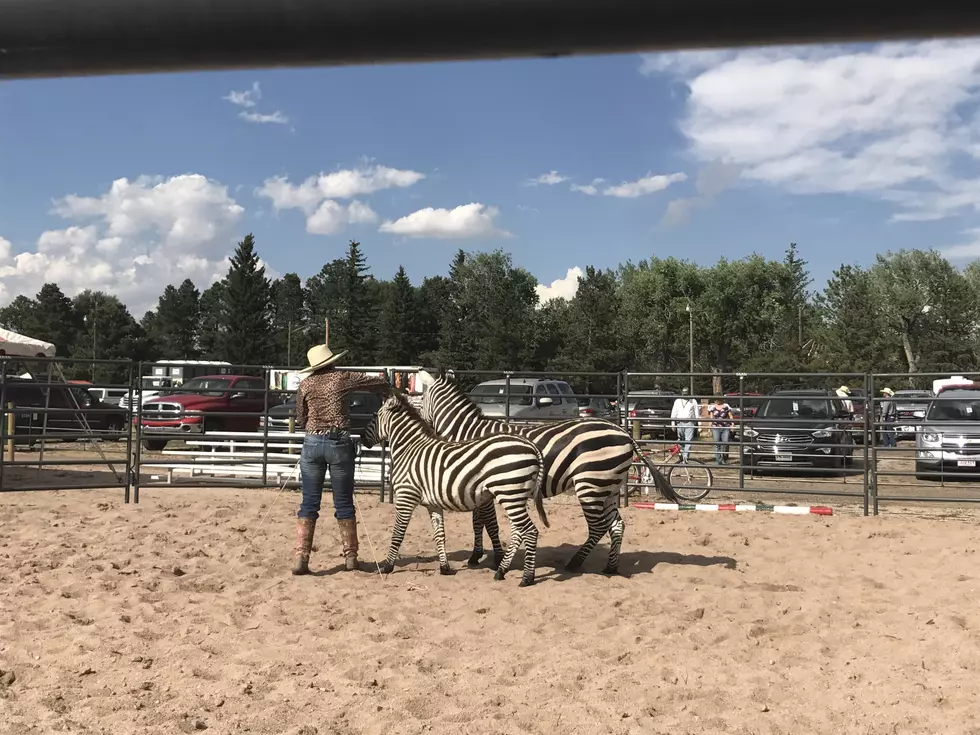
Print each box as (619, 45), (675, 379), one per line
(138, 374), (280, 451)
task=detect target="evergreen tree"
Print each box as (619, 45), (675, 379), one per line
(269, 273), (307, 365)
(145, 279), (201, 358)
(377, 265), (416, 364)
(71, 290), (148, 382)
(219, 234), (272, 366)
(197, 281), (226, 359)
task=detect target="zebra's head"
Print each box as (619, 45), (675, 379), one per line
(361, 392), (438, 450)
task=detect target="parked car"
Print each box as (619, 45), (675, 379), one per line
(576, 396), (617, 420)
(1, 377), (127, 443)
(725, 391), (763, 441)
(890, 389), (933, 439)
(741, 389), (854, 472)
(138, 375), (280, 451)
(259, 390), (384, 452)
(626, 390), (679, 438)
(468, 378), (579, 420)
(88, 387), (130, 406)
(915, 386), (980, 480)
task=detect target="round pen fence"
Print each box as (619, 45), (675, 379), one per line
(5, 358), (980, 516)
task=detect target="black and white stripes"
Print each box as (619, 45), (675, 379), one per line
(361, 392), (549, 587)
(419, 374), (681, 575)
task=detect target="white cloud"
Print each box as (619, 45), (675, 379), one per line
(223, 82), (261, 108)
(0, 175), (246, 314)
(379, 203), (510, 240)
(602, 172), (688, 198)
(639, 40), (980, 222)
(239, 110), (289, 125)
(941, 228), (980, 260)
(256, 164), (424, 235)
(535, 267), (582, 304)
(570, 178), (605, 196)
(523, 171), (569, 186)
(223, 81), (290, 126)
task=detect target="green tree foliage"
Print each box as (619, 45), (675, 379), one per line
(219, 234), (272, 366)
(377, 265), (416, 365)
(9, 238), (980, 390)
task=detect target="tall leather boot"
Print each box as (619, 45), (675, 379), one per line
(292, 517), (316, 575)
(338, 518), (359, 571)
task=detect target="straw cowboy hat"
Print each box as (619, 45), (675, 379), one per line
(299, 344), (348, 374)
(881, 387), (895, 396)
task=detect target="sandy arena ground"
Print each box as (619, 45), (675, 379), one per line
(1, 485), (979, 734)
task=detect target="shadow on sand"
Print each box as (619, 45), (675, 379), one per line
(356, 542), (737, 584)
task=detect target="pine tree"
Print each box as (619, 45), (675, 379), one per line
(270, 273), (306, 365)
(219, 234), (272, 366)
(377, 265), (416, 364)
(146, 279), (201, 358)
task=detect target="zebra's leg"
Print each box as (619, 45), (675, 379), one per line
(602, 497), (626, 576)
(466, 507), (486, 567)
(493, 498), (539, 587)
(482, 500), (506, 570)
(492, 500), (524, 583)
(467, 499), (505, 569)
(427, 507), (455, 576)
(564, 487), (615, 572)
(378, 493), (417, 575)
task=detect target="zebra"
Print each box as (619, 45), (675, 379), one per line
(360, 392), (550, 587)
(417, 372), (683, 576)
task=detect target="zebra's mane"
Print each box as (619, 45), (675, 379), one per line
(431, 376), (484, 417)
(385, 391), (440, 439)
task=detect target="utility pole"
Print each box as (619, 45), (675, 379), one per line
(686, 300), (694, 396)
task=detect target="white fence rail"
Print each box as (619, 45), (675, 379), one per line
(144, 430), (388, 486)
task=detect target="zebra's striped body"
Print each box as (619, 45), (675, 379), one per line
(361, 393), (549, 587)
(419, 374), (681, 574)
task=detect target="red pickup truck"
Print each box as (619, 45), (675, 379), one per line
(138, 374), (277, 450)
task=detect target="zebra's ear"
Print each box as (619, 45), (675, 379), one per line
(437, 366), (446, 379)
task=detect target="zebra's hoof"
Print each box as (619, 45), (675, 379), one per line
(601, 565), (620, 576)
(564, 559), (583, 573)
(493, 568), (506, 581)
(439, 565), (456, 576)
(491, 552), (505, 571)
(378, 561), (394, 575)
(466, 551), (484, 568)
(518, 576), (537, 588)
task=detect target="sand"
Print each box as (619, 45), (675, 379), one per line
(1, 486), (980, 735)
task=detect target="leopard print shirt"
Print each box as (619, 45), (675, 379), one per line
(295, 370), (389, 433)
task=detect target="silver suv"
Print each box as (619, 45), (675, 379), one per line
(469, 378), (579, 420)
(915, 386), (980, 480)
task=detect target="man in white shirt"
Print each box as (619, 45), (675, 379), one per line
(836, 385), (854, 415)
(671, 388), (701, 462)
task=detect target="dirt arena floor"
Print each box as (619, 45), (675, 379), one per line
(1, 483), (980, 735)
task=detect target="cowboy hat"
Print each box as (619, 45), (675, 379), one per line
(299, 344), (348, 374)
(838, 385), (851, 394)
(881, 387), (895, 396)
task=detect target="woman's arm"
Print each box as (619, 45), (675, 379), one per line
(344, 371), (391, 394)
(294, 381), (308, 429)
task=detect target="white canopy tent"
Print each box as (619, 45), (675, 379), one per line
(0, 327), (56, 359)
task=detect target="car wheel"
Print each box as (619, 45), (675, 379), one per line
(143, 439), (168, 451)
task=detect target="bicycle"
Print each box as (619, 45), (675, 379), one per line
(629, 441), (713, 502)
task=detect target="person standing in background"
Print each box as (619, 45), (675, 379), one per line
(291, 344), (391, 576)
(879, 387), (898, 448)
(671, 387), (701, 463)
(707, 396), (734, 464)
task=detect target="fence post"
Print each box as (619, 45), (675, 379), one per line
(5, 402), (14, 464)
(123, 360), (134, 504)
(261, 371), (270, 486)
(133, 362), (144, 504)
(862, 372), (871, 516)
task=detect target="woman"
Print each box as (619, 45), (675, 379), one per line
(707, 396), (733, 465)
(292, 344), (391, 575)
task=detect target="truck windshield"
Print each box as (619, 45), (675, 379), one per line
(927, 393), (980, 421)
(178, 378), (233, 397)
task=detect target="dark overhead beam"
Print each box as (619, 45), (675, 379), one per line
(2, 0), (980, 80)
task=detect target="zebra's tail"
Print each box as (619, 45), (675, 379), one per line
(626, 434), (684, 504)
(529, 441), (550, 529)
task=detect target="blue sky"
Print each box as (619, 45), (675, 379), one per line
(3, 42), (980, 313)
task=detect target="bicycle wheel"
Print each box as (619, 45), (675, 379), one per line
(663, 455), (713, 502)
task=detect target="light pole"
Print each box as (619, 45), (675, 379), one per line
(286, 320), (306, 366)
(686, 300), (694, 396)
